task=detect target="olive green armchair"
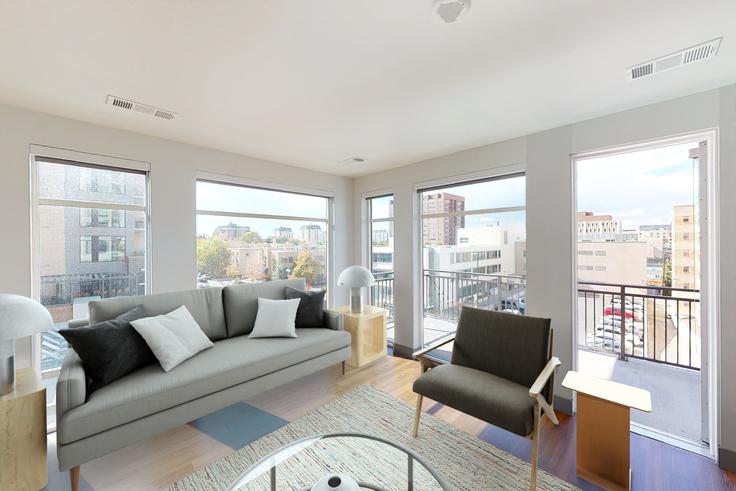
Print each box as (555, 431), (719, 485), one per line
(411, 306), (561, 491)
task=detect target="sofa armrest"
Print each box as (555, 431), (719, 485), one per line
(323, 309), (344, 331)
(56, 349), (87, 424)
(67, 318), (90, 329)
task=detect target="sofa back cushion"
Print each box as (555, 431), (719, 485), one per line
(88, 287), (227, 341)
(223, 278), (306, 337)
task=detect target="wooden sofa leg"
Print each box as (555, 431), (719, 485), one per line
(530, 401), (541, 491)
(341, 361), (346, 375)
(412, 394), (423, 437)
(70, 466), (80, 491)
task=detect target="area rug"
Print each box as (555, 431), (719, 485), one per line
(167, 385), (580, 490)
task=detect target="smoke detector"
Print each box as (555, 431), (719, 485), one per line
(338, 157), (367, 167)
(106, 95), (177, 121)
(433, 0), (471, 23)
(627, 38), (722, 81)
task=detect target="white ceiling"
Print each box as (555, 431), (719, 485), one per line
(0, 1), (734, 177)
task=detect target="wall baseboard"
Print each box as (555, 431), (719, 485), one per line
(391, 343), (414, 359)
(719, 446), (736, 472)
(554, 395), (573, 416)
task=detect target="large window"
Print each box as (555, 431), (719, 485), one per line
(195, 180), (332, 295)
(366, 194), (394, 341)
(34, 158), (149, 375)
(419, 173), (526, 346)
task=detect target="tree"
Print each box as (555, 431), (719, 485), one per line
(662, 257), (672, 294)
(197, 237), (231, 277)
(290, 250), (322, 287)
(241, 231), (263, 243)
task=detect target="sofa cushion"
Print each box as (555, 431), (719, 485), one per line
(88, 287), (227, 341)
(57, 328), (350, 444)
(413, 363), (535, 437)
(223, 278), (306, 337)
(59, 305), (155, 393)
(285, 286), (326, 328)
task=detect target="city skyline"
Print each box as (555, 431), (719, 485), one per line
(577, 142), (700, 229)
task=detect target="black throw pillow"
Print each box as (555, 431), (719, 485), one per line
(59, 305), (156, 393)
(284, 286), (326, 328)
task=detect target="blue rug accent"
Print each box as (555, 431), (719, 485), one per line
(189, 402), (288, 450)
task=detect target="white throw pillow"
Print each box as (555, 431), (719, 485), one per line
(249, 297), (301, 339)
(131, 305), (214, 372)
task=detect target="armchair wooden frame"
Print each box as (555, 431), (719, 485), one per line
(411, 331), (561, 491)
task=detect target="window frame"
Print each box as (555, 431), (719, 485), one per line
(195, 174), (335, 305)
(30, 146), (152, 384)
(413, 167), (527, 348)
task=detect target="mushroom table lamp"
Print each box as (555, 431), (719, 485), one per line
(0, 294), (53, 395)
(337, 266), (375, 314)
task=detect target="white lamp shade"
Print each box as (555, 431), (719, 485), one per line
(0, 294), (53, 342)
(337, 266), (375, 288)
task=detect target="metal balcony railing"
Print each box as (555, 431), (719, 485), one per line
(577, 281), (700, 370)
(423, 269), (526, 322)
(369, 271), (395, 325)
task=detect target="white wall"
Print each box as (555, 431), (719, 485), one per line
(353, 85), (736, 458)
(0, 103), (354, 367)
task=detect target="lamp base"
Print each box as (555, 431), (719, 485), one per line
(349, 289), (363, 314)
(0, 339), (14, 396)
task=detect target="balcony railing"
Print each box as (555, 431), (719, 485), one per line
(577, 281), (700, 370)
(423, 269), (526, 322)
(370, 271), (394, 325)
(40, 272), (145, 372)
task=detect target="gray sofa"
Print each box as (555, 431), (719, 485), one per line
(56, 278), (350, 488)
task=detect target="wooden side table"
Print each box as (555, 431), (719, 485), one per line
(0, 367), (48, 491)
(334, 305), (388, 368)
(562, 370), (651, 491)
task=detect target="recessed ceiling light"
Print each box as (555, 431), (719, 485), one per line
(433, 0), (471, 23)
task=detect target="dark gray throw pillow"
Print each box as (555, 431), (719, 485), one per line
(59, 305), (156, 393)
(284, 286), (326, 328)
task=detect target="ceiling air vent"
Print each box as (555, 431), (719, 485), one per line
(338, 157), (367, 167)
(627, 38), (722, 81)
(106, 95), (177, 121)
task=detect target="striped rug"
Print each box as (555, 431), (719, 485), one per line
(167, 385), (579, 490)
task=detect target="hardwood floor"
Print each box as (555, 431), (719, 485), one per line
(73, 355), (736, 490)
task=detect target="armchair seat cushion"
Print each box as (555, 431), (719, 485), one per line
(413, 363), (534, 437)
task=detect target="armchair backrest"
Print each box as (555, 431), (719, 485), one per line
(451, 307), (552, 396)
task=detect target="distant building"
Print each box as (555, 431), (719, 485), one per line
(577, 212), (621, 241)
(299, 224), (325, 243)
(372, 229), (389, 244)
(388, 198), (395, 238)
(514, 241), (527, 276)
(371, 245), (393, 274)
(638, 224), (672, 257)
(230, 244), (268, 280)
(214, 222), (250, 241)
(272, 226), (293, 239)
(422, 192), (465, 245)
(576, 241), (648, 285)
(672, 204), (699, 291)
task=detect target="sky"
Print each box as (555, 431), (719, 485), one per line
(197, 141), (700, 241)
(196, 181), (328, 237)
(576, 142), (700, 229)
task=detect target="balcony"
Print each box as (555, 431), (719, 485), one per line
(40, 272), (145, 372)
(371, 271), (703, 447)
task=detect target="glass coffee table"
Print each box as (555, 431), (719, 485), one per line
(227, 432), (448, 490)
